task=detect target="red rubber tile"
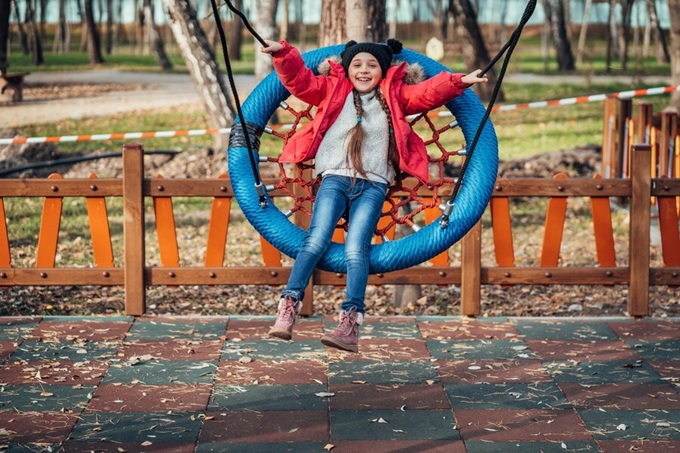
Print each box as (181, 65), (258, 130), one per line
(136, 316), (230, 323)
(0, 360), (108, 385)
(525, 340), (640, 361)
(0, 340), (18, 361)
(329, 440), (466, 452)
(62, 442), (196, 452)
(215, 359), (328, 385)
(327, 338), (431, 361)
(329, 383), (450, 410)
(598, 440), (680, 452)
(118, 340), (223, 361)
(648, 360), (680, 381)
(29, 321), (131, 341)
(608, 321), (680, 340)
(0, 317), (41, 323)
(226, 319), (323, 340)
(200, 410), (329, 442)
(437, 359), (552, 383)
(456, 409), (592, 441)
(87, 384), (211, 412)
(559, 382), (680, 410)
(0, 411), (79, 443)
(418, 321), (519, 340)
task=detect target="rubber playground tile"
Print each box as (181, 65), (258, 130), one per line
(444, 382), (571, 410)
(215, 359), (328, 385)
(608, 320), (680, 340)
(515, 320), (619, 341)
(199, 410), (329, 442)
(62, 442), (196, 453)
(102, 359), (218, 385)
(426, 339), (535, 360)
(455, 409), (593, 441)
(327, 338), (431, 361)
(525, 339), (640, 361)
(0, 384), (95, 412)
(327, 440), (466, 452)
(0, 340), (18, 361)
(437, 359), (552, 383)
(226, 318), (324, 341)
(118, 339), (224, 361)
(29, 320), (131, 341)
(69, 411), (203, 444)
(8, 339), (119, 361)
(597, 439), (680, 452)
(559, 382), (680, 410)
(0, 444), (63, 453)
(196, 442), (328, 453)
(544, 360), (663, 384)
(328, 383), (450, 410)
(328, 359), (439, 384)
(465, 440), (601, 452)
(222, 339), (326, 361)
(578, 409), (680, 440)
(0, 319), (39, 340)
(87, 383), (212, 412)
(417, 320), (519, 340)
(626, 339), (680, 361)
(354, 320), (422, 339)
(0, 359), (108, 385)
(125, 319), (227, 340)
(210, 384), (329, 411)
(330, 409), (460, 440)
(0, 411), (80, 443)
(647, 360), (680, 385)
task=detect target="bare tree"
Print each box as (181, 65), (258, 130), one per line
(11, 0), (29, 55)
(346, 0), (369, 41)
(669, 0), (680, 111)
(618, 0), (634, 70)
(319, 0), (345, 47)
(227, 0), (244, 60)
(25, 0), (44, 65)
(449, 0), (504, 101)
(605, 0), (619, 73)
(52, 0), (70, 53)
(105, 0), (113, 54)
(645, 0), (670, 63)
(546, 0), (575, 71)
(254, 0), (279, 82)
(0, 0), (10, 76)
(162, 0), (235, 151)
(84, 0), (104, 64)
(144, 0), (173, 70)
(367, 0), (387, 42)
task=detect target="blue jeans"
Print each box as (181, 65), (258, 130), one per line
(282, 175), (387, 314)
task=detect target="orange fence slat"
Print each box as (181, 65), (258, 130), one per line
(490, 196), (515, 267)
(658, 196), (680, 267)
(36, 174), (64, 268)
(589, 174), (617, 267)
(423, 200), (449, 266)
(0, 198), (10, 267)
(86, 174), (114, 267)
(204, 174), (231, 267)
(375, 200), (396, 244)
(540, 173), (568, 267)
(260, 236), (282, 267)
(152, 175), (179, 267)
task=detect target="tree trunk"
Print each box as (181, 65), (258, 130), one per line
(52, 0), (68, 53)
(144, 0), (172, 70)
(0, 0), (10, 75)
(645, 0), (670, 64)
(76, 0), (88, 52)
(25, 0), (44, 66)
(547, 0), (575, 71)
(11, 0), (29, 55)
(105, 0), (113, 54)
(281, 0), (289, 40)
(605, 0), (618, 73)
(84, 0), (104, 64)
(367, 0), (387, 42)
(576, 0), (591, 65)
(227, 0), (243, 60)
(254, 0), (279, 82)
(449, 0), (504, 102)
(346, 0), (369, 41)
(319, 0), (345, 47)
(162, 0), (235, 152)
(668, 0), (680, 111)
(136, 0), (145, 54)
(619, 0), (634, 71)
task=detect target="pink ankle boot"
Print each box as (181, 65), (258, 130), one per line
(268, 296), (301, 340)
(321, 309), (363, 353)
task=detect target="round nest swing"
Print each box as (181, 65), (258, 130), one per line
(227, 45), (498, 274)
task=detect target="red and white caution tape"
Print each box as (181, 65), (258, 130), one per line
(2, 85), (678, 145)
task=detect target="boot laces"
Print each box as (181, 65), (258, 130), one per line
(336, 311), (356, 335)
(279, 298), (297, 322)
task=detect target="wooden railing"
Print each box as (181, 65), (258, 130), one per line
(1, 143), (678, 317)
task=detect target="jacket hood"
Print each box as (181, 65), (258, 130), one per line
(317, 55), (426, 85)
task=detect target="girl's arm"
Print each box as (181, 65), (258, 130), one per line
(399, 69), (488, 115)
(260, 40), (329, 106)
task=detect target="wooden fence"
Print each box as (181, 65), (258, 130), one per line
(1, 143), (678, 317)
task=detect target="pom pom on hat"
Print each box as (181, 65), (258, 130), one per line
(341, 39), (403, 77)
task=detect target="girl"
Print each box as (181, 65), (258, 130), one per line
(261, 38), (488, 352)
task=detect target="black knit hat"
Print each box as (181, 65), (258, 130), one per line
(341, 39), (403, 77)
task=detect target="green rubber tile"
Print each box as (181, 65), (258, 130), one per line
(437, 359), (552, 383)
(526, 340), (640, 361)
(0, 384), (95, 412)
(0, 444), (63, 453)
(353, 321), (421, 339)
(444, 382), (571, 410)
(63, 442), (195, 452)
(226, 319), (323, 341)
(199, 410), (328, 442)
(196, 442), (327, 453)
(418, 320), (519, 340)
(426, 339), (535, 360)
(328, 360), (439, 384)
(87, 384), (212, 412)
(627, 340), (680, 361)
(416, 316), (509, 323)
(328, 339), (430, 361)
(608, 320), (680, 340)
(101, 359), (218, 385)
(330, 409), (460, 440)
(328, 440), (465, 452)
(597, 440), (680, 452)
(578, 409), (680, 440)
(209, 384), (329, 411)
(465, 440), (600, 452)
(559, 382), (680, 410)
(222, 339), (326, 361)
(215, 359), (328, 385)
(69, 412), (202, 444)
(329, 383), (450, 410)
(0, 411), (79, 443)
(515, 321), (618, 341)
(41, 316), (133, 323)
(544, 360), (663, 384)
(0, 360), (108, 385)
(119, 340), (224, 361)
(9, 340), (119, 361)
(125, 319), (227, 340)
(648, 360), (680, 386)
(0, 320), (39, 340)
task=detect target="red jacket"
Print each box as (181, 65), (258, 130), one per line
(271, 41), (470, 184)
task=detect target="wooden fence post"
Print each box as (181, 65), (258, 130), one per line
(628, 143), (651, 316)
(123, 143), (146, 315)
(461, 220), (481, 316)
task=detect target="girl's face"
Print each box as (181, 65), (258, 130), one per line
(348, 52), (382, 93)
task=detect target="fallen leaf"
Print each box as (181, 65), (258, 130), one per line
(324, 444), (334, 451)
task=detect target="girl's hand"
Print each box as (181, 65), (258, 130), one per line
(261, 40), (283, 54)
(461, 69), (488, 85)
